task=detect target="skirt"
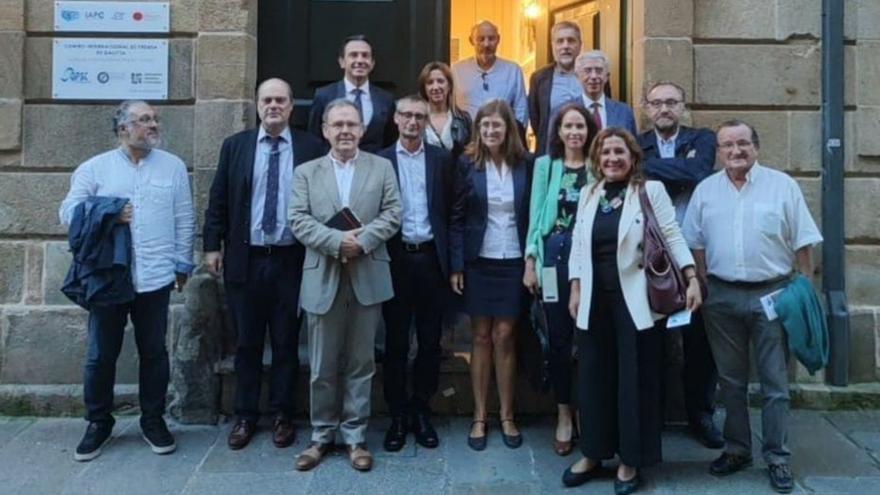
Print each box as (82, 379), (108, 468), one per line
(464, 257), (526, 318)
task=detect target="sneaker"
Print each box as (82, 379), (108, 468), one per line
(709, 452), (753, 476)
(74, 420), (114, 462)
(141, 417), (176, 455)
(768, 463), (794, 493)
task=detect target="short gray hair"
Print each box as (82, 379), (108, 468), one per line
(644, 81), (687, 104)
(575, 50), (610, 71)
(716, 119), (761, 149)
(551, 21), (581, 41)
(112, 100), (149, 136)
(322, 98), (362, 123)
(395, 94), (428, 112)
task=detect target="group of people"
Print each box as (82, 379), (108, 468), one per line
(57, 20), (822, 495)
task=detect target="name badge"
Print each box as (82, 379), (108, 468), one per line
(541, 266), (559, 303)
(667, 309), (692, 329)
(760, 289), (784, 321)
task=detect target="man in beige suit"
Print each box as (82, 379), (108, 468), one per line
(289, 98), (401, 472)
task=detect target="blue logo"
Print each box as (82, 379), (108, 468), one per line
(84, 11), (104, 20)
(97, 72), (110, 84)
(60, 67), (89, 83)
(60, 10), (79, 21)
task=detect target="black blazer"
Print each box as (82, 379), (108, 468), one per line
(638, 125), (717, 193)
(528, 64), (555, 155)
(449, 155), (533, 273)
(202, 127), (324, 283)
(307, 80), (397, 153)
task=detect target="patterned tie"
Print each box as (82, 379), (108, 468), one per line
(352, 88), (364, 122)
(261, 136), (282, 236)
(590, 102), (603, 129)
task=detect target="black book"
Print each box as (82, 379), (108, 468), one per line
(325, 207), (362, 231)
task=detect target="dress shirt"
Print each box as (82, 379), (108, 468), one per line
(330, 151), (358, 207)
(653, 129), (688, 223)
(344, 78), (373, 125)
(250, 127), (295, 246)
(582, 93), (608, 130)
(396, 141), (433, 243)
(656, 130), (678, 159)
(549, 69), (582, 114)
(425, 111), (454, 150)
(479, 160), (521, 259)
(452, 57), (528, 125)
(682, 163), (823, 282)
(59, 147), (195, 293)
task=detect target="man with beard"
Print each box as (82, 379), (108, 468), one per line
(528, 21), (583, 154)
(59, 100), (195, 461)
(637, 81), (721, 450)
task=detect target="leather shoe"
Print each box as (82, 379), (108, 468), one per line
(272, 415), (295, 448)
(614, 473), (641, 495)
(227, 419), (256, 450)
(383, 416), (408, 452)
(500, 419), (522, 449)
(709, 452), (754, 476)
(561, 459), (601, 487)
(411, 413), (439, 449)
(295, 442), (329, 471)
(691, 415), (724, 449)
(467, 420), (488, 451)
(348, 443), (373, 471)
(768, 463), (794, 493)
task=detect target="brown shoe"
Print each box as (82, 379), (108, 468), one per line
(295, 442), (329, 471)
(347, 443), (373, 472)
(272, 416), (295, 448)
(554, 438), (574, 456)
(227, 419), (256, 450)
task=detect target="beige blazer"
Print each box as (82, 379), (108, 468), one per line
(289, 153), (402, 315)
(568, 180), (694, 330)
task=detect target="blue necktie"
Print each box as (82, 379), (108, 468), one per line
(261, 136), (282, 236)
(352, 88), (364, 122)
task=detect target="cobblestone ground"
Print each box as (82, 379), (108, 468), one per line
(0, 410), (878, 494)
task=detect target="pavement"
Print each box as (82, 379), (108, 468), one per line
(0, 410), (878, 495)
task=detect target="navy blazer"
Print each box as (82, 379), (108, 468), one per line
(527, 64), (555, 155)
(307, 80), (397, 153)
(546, 95), (637, 147)
(638, 125), (717, 192)
(449, 155), (533, 273)
(202, 127), (324, 283)
(378, 143), (455, 278)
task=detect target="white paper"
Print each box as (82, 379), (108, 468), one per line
(55, 2), (170, 33)
(667, 309), (692, 329)
(760, 289), (784, 321)
(541, 267), (559, 303)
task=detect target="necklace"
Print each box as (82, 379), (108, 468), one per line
(598, 187), (626, 214)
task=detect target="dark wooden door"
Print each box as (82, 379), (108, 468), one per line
(259, 0), (450, 129)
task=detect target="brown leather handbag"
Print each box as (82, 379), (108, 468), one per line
(638, 185), (687, 315)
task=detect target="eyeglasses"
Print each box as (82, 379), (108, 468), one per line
(131, 115), (160, 126)
(645, 99), (683, 109)
(397, 111), (428, 122)
(481, 72), (489, 91)
(718, 140), (754, 150)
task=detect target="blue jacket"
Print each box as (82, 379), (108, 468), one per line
(775, 274), (829, 375)
(545, 96), (638, 148)
(62, 196), (134, 309)
(638, 125), (717, 192)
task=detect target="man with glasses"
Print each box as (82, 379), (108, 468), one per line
(376, 96), (454, 452)
(682, 120), (822, 494)
(59, 100), (195, 461)
(637, 81), (721, 449)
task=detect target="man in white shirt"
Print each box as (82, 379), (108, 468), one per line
(682, 120), (823, 494)
(59, 101), (195, 462)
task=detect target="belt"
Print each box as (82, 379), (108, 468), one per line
(402, 241), (434, 252)
(249, 244), (292, 256)
(708, 273), (792, 289)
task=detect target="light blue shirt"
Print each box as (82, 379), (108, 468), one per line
(396, 141), (433, 244)
(330, 151), (358, 207)
(59, 147), (195, 293)
(250, 127), (295, 246)
(654, 129), (690, 223)
(344, 78), (373, 124)
(549, 69), (581, 115)
(656, 130), (677, 159)
(452, 57), (528, 125)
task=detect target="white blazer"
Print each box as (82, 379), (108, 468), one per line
(568, 180), (695, 331)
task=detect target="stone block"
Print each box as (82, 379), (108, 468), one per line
(848, 307), (879, 383)
(170, 0), (199, 33)
(0, 307), (138, 384)
(794, 176), (821, 224)
(196, 33), (256, 100)
(0, 0), (24, 30)
(0, 32), (23, 97)
(43, 241), (73, 305)
(844, 178), (880, 241)
(857, 42), (880, 106)
(855, 106), (880, 156)
(25, 0), (190, 32)
(846, 246), (880, 306)
(788, 111), (856, 173)
(0, 172), (69, 235)
(24, 243), (43, 304)
(24, 0), (52, 31)
(694, 0), (775, 39)
(694, 44), (820, 106)
(22, 104), (194, 168)
(193, 100), (254, 168)
(857, 0), (880, 39)
(0, 98), (22, 150)
(641, 0), (693, 37)
(776, 0), (820, 40)
(691, 110), (789, 169)
(0, 242), (25, 304)
(639, 39), (694, 101)
(193, 168), (215, 231)
(169, 39), (194, 100)
(198, 0), (257, 34)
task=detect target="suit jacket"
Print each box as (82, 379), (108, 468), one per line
(527, 64), (555, 155)
(568, 180), (694, 331)
(202, 127), (324, 283)
(449, 156), (533, 273)
(638, 125), (717, 192)
(378, 143), (455, 279)
(546, 95), (637, 147)
(288, 152), (402, 315)
(307, 81), (397, 153)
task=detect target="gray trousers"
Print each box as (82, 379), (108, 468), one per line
(703, 277), (791, 465)
(306, 270), (381, 446)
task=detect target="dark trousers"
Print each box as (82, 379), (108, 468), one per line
(382, 244), (445, 416)
(680, 310), (718, 422)
(225, 246), (303, 423)
(542, 231), (575, 405)
(84, 284), (172, 423)
(578, 288), (664, 468)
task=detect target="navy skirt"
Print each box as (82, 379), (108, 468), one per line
(464, 257), (526, 318)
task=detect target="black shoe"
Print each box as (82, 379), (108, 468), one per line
(561, 459), (601, 488)
(411, 413), (439, 449)
(467, 420), (488, 451)
(500, 419), (522, 449)
(709, 452), (753, 476)
(768, 463), (794, 493)
(383, 415), (409, 452)
(691, 415), (724, 449)
(614, 473), (641, 495)
(74, 420), (115, 462)
(141, 417), (176, 455)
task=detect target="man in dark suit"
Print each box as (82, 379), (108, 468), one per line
(308, 35), (397, 153)
(637, 80), (721, 449)
(203, 78), (323, 451)
(528, 21), (583, 155)
(377, 96), (454, 452)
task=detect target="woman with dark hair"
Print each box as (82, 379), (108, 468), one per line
(418, 61), (472, 161)
(563, 128), (702, 494)
(449, 99), (532, 451)
(523, 103), (599, 456)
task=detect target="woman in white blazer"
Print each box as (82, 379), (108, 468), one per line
(562, 128), (702, 495)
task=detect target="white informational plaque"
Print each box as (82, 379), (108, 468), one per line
(52, 38), (169, 100)
(55, 2), (170, 32)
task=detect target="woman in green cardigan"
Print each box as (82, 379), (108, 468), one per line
(523, 103), (598, 456)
